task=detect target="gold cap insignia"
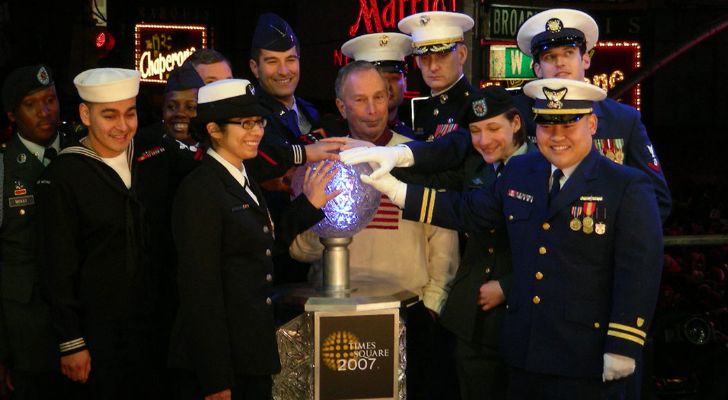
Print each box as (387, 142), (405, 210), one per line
(420, 15), (430, 26)
(543, 87), (568, 109)
(546, 18), (563, 33)
(379, 34), (389, 47)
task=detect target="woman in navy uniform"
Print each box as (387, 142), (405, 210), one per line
(168, 79), (337, 400)
(345, 78), (663, 399)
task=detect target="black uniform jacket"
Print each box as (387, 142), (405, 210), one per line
(0, 133), (64, 371)
(168, 155), (323, 395)
(403, 148), (663, 378)
(514, 94), (672, 222)
(35, 137), (175, 357)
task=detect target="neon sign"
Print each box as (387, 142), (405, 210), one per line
(349, 0), (458, 37)
(134, 23), (208, 84)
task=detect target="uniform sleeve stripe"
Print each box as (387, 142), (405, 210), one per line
(59, 338), (86, 352)
(293, 145), (303, 165)
(608, 323), (647, 338)
(426, 189), (436, 224)
(607, 330), (645, 346)
(419, 189), (431, 223)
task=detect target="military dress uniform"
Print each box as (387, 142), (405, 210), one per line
(514, 95), (672, 222)
(36, 137), (174, 398)
(403, 147), (663, 398)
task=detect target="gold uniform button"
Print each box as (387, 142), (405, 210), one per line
(266, 274), (273, 282)
(535, 272), (544, 280)
(508, 215), (514, 221)
(485, 267), (491, 274)
(532, 296), (541, 304)
(488, 247), (494, 254)
(265, 249), (272, 256)
(266, 297), (272, 305)
(263, 226), (270, 233)
(538, 246), (547, 255)
(19, 209), (26, 216)
(594, 322), (601, 329)
(542, 222), (551, 230)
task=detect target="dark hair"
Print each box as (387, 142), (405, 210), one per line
(249, 44), (301, 65)
(184, 48), (230, 67)
(503, 107), (526, 148)
(334, 60), (387, 99)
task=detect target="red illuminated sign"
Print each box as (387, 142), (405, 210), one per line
(134, 23), (208, 84)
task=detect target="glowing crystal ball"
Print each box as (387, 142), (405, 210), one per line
(291, 160), (380, 238)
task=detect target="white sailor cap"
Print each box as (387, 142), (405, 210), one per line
(523, 78), (606, 124)
(516, 8), (599, 58)
(398, 11), (474, 55)
(341, 33), (412, 73)
(73, 68), (140, 103)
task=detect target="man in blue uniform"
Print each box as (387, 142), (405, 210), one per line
(514, 8), (672, 222)
(0, 64), (75, 399)
(341, 32), (415, 138)
(344, 78), (664, 399)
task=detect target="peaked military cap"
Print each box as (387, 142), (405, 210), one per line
(465, 86), (516, 124)
(523, 78), (606, 124)
(2, 64), (55, 112)
(517, 8), (599, 58)
(398, 11), (473, 55)
(341, 33), (412, 73)
(252, 13), (299, 52)
(165, 63), (205, 93)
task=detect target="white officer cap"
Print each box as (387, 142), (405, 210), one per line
(398, 11), (473, 55)
(195, 79), (268, 122)
(517, 8), (599, 58)
(341, 33), (412, 73)
(73, 68), (140, 103)
(523, 78), (606, 124)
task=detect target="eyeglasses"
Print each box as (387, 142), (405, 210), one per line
(224, 118), (267, 130)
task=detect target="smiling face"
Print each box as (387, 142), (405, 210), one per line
(335, 68), (389, 143)
(536, 113), (597, 170)
(249, 47), (300, 108)
(8, 85), (60, 146)
(533, 46), (591, 81)
(162, 88), (198, 144)
(415, 44), (467, 93)
(80, 97), (137, 158)
(208, 116), (265, 166)
(469, 113), (521, 164)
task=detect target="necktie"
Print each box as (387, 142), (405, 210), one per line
(43, 147), (57, 165)
(283, 109), (302, 138)
(549, 169), (563, 204)
(494, 162), (504, 177)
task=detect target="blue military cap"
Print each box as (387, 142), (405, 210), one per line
(165, 63), (204, 93)
(251, 13), (299, 51)
(2, 64), (54, 112)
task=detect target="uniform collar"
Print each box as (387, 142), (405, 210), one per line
(17, 131), (60, 163)
(431, 74), (464, 97)
(206, 147), (250, 190)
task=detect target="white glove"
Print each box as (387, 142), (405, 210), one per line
(340, 145), (414, 179)
(360, 172), (407, 208)
(602, 353), (636, 382)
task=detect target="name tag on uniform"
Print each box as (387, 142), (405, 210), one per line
(9, 195), (34, 208)
(232, 204), (249, 212)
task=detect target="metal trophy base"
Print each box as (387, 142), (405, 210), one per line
(273, 280), (418, 400)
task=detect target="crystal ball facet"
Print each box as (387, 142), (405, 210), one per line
(292, 160), (380, 238)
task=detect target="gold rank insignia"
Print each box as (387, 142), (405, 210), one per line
(546, 18), (563, 33)
(637, 317), (645, 327)
(440, 94), (448, 104)
(543, 87), (567, 109)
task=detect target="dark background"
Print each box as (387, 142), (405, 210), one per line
(1, 1), (728, 398)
